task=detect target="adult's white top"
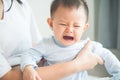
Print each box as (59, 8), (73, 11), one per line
(0, 0), (42, 77)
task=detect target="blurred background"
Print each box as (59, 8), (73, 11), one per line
(27, 0), (120, 77)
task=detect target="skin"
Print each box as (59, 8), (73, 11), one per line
(0, 1), (103, 80)
(0, 0), (4, 20)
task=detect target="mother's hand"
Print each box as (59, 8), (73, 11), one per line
(73, 40), (104, 71)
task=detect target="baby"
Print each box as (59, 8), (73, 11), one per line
(21, 0), (120, 80)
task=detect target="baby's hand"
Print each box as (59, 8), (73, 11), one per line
(23, 65), (42, 80)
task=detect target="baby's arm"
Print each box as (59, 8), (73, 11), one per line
(104, 50), (120, 80)
(20, 48), (43, 80)
(23, 65), (41, 80)
(92, 42), (120, 80)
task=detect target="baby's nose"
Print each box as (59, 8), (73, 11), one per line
(65, 26), (73, 33)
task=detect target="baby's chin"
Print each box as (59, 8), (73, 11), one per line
(61, 40), (76, 46)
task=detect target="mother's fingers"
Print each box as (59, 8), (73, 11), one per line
(95, 54), (104, 65)
(83, 40), (91, 50)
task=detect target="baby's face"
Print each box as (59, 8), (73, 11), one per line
(48, 6), (88, 46)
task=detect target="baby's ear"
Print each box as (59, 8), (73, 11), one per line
(84, 23), (89, 30)
(47, 18), (53, 30)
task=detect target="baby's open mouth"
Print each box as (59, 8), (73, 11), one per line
(63, 36), (74, 40)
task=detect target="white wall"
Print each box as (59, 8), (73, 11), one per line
(83, 0), (95, 40)
(28, 0), (53, 38)
(28, 0), (95, 40)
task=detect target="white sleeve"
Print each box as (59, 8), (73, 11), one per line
(0, 49), (11, 78)
(91, 42), (120, 80)
(20, 48), (43, 72)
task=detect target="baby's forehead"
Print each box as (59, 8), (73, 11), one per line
(56, 6), (87, 18)
(52, 10), (87, 24)
(60, 7), (87, 23)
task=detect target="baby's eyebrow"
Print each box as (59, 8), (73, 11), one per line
(57, 19), (67, 22)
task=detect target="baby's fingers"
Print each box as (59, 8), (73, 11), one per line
(83, 40), (91, 50)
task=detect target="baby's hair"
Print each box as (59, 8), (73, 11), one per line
(50, 0), (89, 23)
